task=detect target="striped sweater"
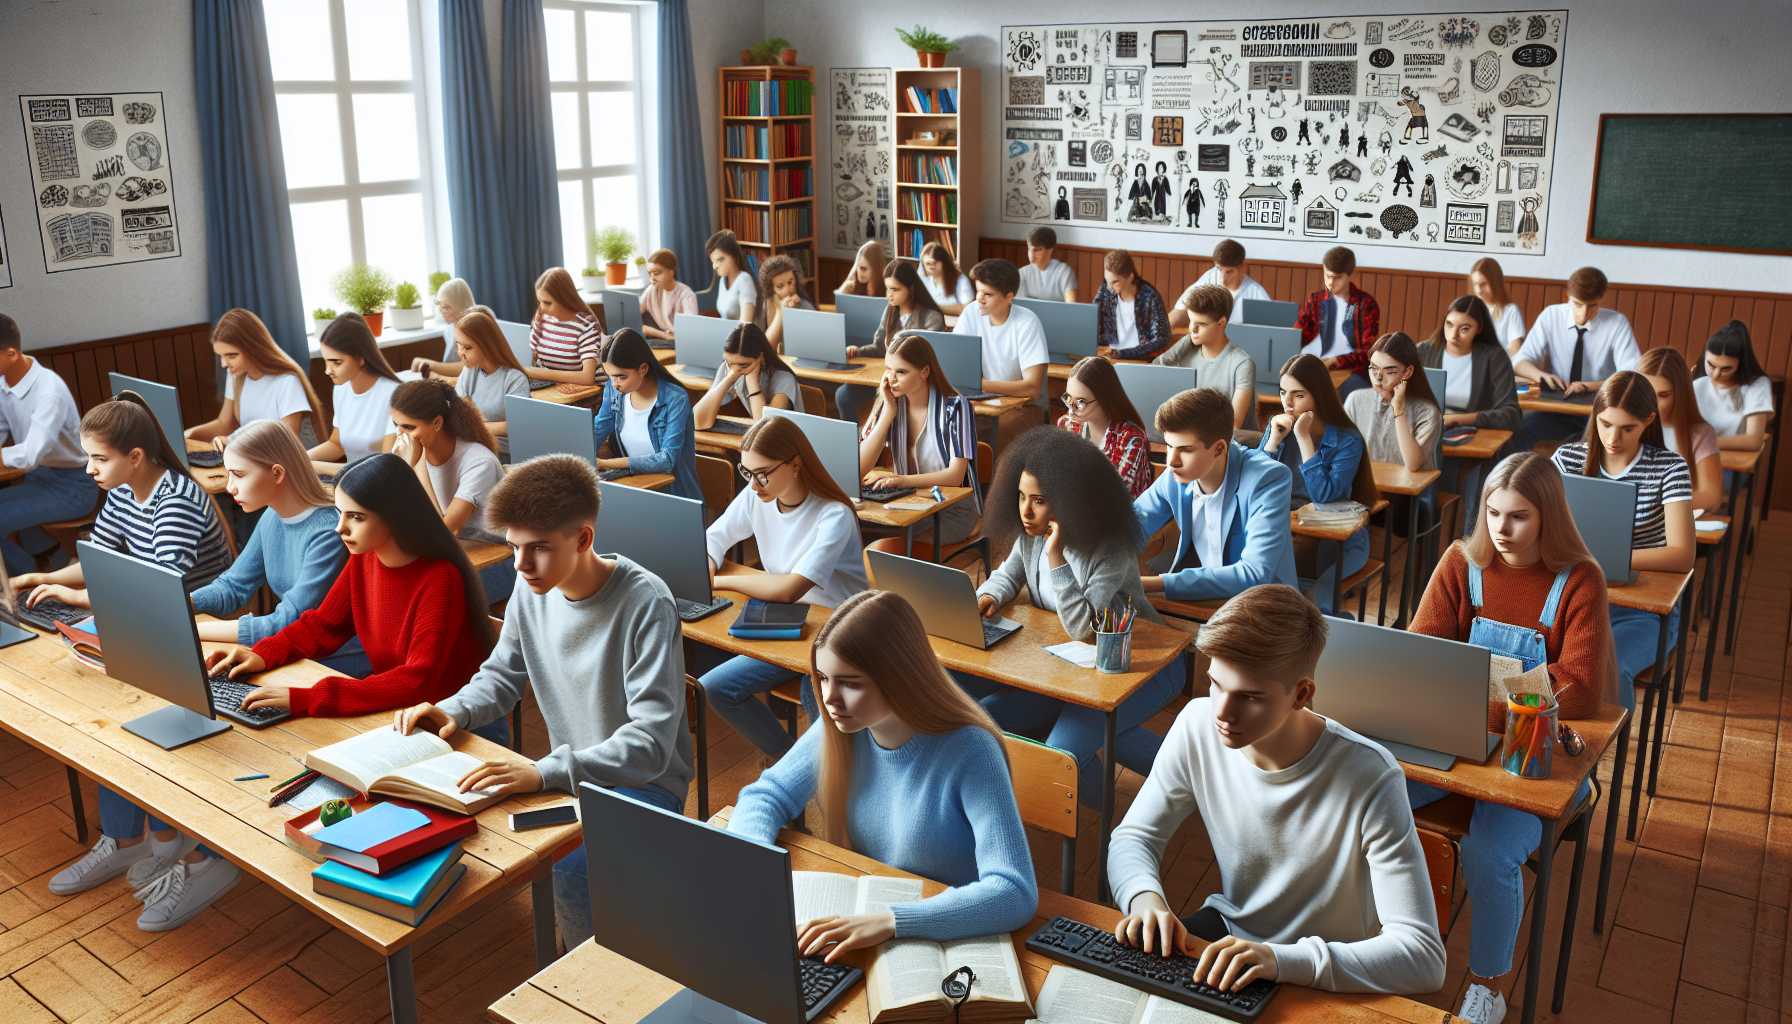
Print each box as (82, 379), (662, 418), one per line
(89, 469), (231, 589)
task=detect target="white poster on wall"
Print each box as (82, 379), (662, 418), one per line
(1001, 11), (1566, 254)
(0, 204), (11, 289)
(18, 91), (182, 273)
(829, 67), (894, 259)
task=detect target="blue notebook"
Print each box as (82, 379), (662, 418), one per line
(313, 842), (462, 907)
(727, 599), (807, 640)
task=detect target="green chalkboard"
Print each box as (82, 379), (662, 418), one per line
(1587, 114), (1792, 255)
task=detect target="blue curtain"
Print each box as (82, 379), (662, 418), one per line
(654, 0), (710, 284)
(193, 0), (308, 367)
(500, 0), (562, 317)
(441, 0), (523, 321)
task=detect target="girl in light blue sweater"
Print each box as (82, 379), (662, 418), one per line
(730, 590), (1038, 954)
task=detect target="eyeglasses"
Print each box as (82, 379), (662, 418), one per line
(737, 458), (791, 488)
(1366, 364), (1405, 381)
(1060, 395), (1097, 413)
(942, 966), (976, 1023)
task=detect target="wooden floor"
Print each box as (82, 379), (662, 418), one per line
(0, 516), (1783, 1022)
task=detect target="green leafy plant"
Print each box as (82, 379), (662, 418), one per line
(634, 255), (648, 267)
(393, 281), (421, 309)
(896, 26), (958, 55)
(311, 307), (338, 320)
(594, 225), (634, 265)
(746, 37), (791, 64)
(427, 271), (451, 295)
(331, 264), (394, 316)
(580, 265), (600, 277)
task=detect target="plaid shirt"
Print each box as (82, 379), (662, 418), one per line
(1294, 284), (1381, 373)
(1059, 416), (1153, 497)
(1094, 278), (1173, 360)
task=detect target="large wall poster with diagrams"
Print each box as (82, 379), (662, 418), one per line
(1001, 11), (1566, 254)
(829, 68), (895, 258)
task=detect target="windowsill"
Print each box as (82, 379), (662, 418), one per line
(307, 320), (448, 358)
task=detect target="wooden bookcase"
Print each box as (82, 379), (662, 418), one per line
(891, 67), (978, 267)
(718, 65), (817, 289)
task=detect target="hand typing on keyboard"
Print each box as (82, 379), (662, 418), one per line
(23, 583), (89, 613)
(797, 911), (897, 964)
(1116, 894), (1277, 992)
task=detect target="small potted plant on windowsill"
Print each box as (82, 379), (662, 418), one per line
(389, 281), (425, 331)
(896, 26), (958, 68)
(332, 264), (394, 337)
(595, 226), (634, 287)
(311, 308), (338, 336)
(427, 271), (450, 304)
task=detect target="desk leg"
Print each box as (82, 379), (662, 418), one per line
(1656, 599), (1691, 793)
(1518, 816), (1559, 1024)
(1646, 614), (1671, 798)
(1398, 496), (1421, 627)
(932, 513), (941, 564)
(1377, 510), (1394, 625)
(1329, 539), (1344, 616)
(903, 524), (914, 559)
(1097, 711), (1118, 904)
(66, 768), (87, 845)
(532, 873), (558, 968)
(1701, 530), (1731, 702)
(386, 948), (418, 1024)
(1628, 616), (1669, 839)
(1596, 717), (1628, 933)
(1725, 474), (1755, 655)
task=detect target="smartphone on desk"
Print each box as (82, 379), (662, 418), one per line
(510, 803), (579, 831)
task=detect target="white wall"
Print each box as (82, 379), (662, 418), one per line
(0, 0), (209, 349)
(770, 0), (1792, 292)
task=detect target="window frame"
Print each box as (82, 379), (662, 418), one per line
(544, 0), (652, 272)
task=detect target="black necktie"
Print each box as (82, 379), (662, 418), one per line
(1568, 325), (1587, 384)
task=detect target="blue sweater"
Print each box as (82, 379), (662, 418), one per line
(730, 724), (1038, 941)
(190, 506), (348, 644)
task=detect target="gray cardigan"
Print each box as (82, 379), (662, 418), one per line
(861, 306), (948, 358)
(976, 533), (1163, 641)
(1417, 339), (1521, 431)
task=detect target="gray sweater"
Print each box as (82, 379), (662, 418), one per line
(976, 532), (1162, 641)
(438, 555), (692, 805)
(1417, 339), (1521, 431)
(860, 306), (948, 358)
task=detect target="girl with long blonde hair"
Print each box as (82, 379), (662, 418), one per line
(528, 267), (603, 392)
(448, 310), (530, 455)
(836, 240), (886, 298)
(729, 590), (1038, 956)
(1467, 256), (1526, 354)
(186, 308), (327, 446)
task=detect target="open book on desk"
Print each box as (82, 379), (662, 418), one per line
(794, 871), (1031, 1023)
(1029, 966), (1225, 1024)
(305, 727), (507, 815)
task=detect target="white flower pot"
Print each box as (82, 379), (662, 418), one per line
(580, 273), (604, 292)
(312, 317), (335, 336)
(388, 305), (425, 331)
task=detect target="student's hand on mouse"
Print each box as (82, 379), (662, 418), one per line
(239, 686), (291, 713)
(456, 759), (542, 796)
(1115, 894), (1195, 958)
(797, 912), (896, 963)
(1563, 379), (1594, 397)
(1193, 935), (1278, 992)
(845, 345), (860, 359)
(977, 594), (1000, 619)
(395, 702), (459, 740)
(205, 645), (266, 680)
(25, 583), (86, 609)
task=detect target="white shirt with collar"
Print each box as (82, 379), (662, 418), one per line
(1188, 479), (1226, 571)
(0, 359), (86, 471)
(1516, 304), (1639, 381)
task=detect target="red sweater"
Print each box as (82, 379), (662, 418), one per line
(253, 552), (490, 717)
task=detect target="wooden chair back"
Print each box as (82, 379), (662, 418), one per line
(799, 383), (828, 418)
(1001, 733), (1078, 839)
(695, 454), (735, 522)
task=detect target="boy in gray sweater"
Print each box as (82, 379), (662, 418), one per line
(396, 454), (691, 948)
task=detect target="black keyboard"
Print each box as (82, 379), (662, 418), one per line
(597, 468), (634, 482)
(798, 957), (861, 1020)
(707, 419), (752, 435)
(208, 675), (290, 727)
(962, 388), (997, 402)
(528, 377), (555, 391)
(1026, 916), (1278, 1021)
(859, 485), (914, 504)
(675, 596), (732, 622)
(982, 619), (1019, 647)
(17, 597), (88, 632)
(186, 449), (223, 468)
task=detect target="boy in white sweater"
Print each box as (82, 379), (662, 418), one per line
(1107, 583), (1445, 995)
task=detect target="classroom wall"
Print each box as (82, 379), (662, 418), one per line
(773, 0), (1792, 292)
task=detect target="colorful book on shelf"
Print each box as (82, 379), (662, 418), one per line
(313, 843), (466, 926)
(284, 795), (478, 874)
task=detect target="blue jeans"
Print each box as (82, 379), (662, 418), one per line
(836, 383), (876, 425)
(1612, 603), (1680, 712)
(0, 466), (98, 574)
(696, 653), (812, 758)
(97, 786), (214, 857)
(553, 784), (685, 948)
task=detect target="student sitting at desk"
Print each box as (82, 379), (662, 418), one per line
(1056, 356), (1153, 498)
(1407, 452), (1617, 1024)
(527, 268), (603, 393)
(640, 248), (698, 343)
(15, 395), (231, 610)
(185, 308), (326, 448)
(973, 427), (1182, 805)
(1511, 266), (1640, 449)
(1347, 332), (1441, 474)
(1109, 584), (1446, 995)
(1258, 356), (1373, 602)
(389, 379), (503, 540)
(396, 454), (691, 948)
(1093, 249), (1172, 361)
(0, 313), (99, 575)
(447, 310), (530, 458)
(1641, 348), (1723, 514)
(730, 590), (1038, 948)
(1170, 240), (1272, 329)
(857, 332), (981, 554)
(308, 313), (400, 471)
(1694, 320), (1774, 452)
(592, 329), (701, 500)
(693, 322), (804, 430)
(409, 277), (477, 377)
(1419, 295), (1521, 433)
(1293, 246), (1380, 399)
(1019, 226), (1078, 302)
(754, 254), (815, 352)
(838, 261), (946, 424)
(1468, 257), (1527, 355)
(707, 228), (758, 323)
(954, 259), (1050, 409)
(1136, 388), (1298, 602)
(1153, 284), (1258, 431)
(698, 416), (867, 758)
(920, 241), (975, 316)
(836, 239), (886, 299)
(1549, 372), (1693, 704)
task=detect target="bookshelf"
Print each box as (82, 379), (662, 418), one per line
(718, 65), (816, 288)
(892, 67), (978, 267)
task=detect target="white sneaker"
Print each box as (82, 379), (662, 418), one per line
(134, 857), (239, 932)
(1457, 982), (1508, 1024)
(47, 835), (151, 896)
(126, 837), (198, 893)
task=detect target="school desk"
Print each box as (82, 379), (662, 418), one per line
(1693, 515), (1730, 704)
(0, 464), (24, 485)
(1606, 569), (1693, 848)
(1718, 446), (1763, 656)
(491, 807), (1449, 1024)
(0, 629), (581, 1024)
(1140, 507), (1375, 622)
(1370, 463), (1443, 629)
(1516, 391), (1596, 417)
(185, 437), (230, 495)
(1441, 427), (1512, 461)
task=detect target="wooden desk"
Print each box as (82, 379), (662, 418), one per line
(1516, 391), (1595, 417)
(184, 437), (230, 495)
(490, 811), (1445, 1024)
(533, 382), (604, 407)
(0, 636), (579, 1024)
(0, 464), (24, 485)
(463, 538), (514, 572)
(1442, 427), (1511, 461)
(1371, 463), (1443, 628)
(1291, 505), (1370, 614)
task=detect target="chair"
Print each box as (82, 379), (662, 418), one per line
(695, 454), (736, 523)
(1002, 733), (1080, 895)
(694, 278), (719, 316)
(768, 679), (804, 739)
(35, 492), (105, 564)
(798, 383), (828, 419)
(686, 675), (709, 821)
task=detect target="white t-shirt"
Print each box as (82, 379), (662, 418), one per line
(716, 271), (758, 321)
(1693, 375), (1774, 438)
(952, 302), (1050, 402)
(1442, 350), (1474, 411)
(925, 273), (976, 307)
(331, 375), (399, 462)
(1019, 259), (1076, 301)
(426, 438), (504, 534)
(1329, 295), (1352, 355)
(618, 392), (656, 459)
(1190, 266), (1273, 304)
(1114, 295), (1140, 349)
(236, 372), (311, 428)
(1189, 483), (1225, 571)
(705, 490), (867, 607)
(1490, 303), (1526, 347)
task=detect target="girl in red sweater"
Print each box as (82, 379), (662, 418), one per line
(1406, 452), (1619, 1024)
(206, 452), (497, 719)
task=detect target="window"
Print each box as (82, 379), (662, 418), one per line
(265, 0), (447, 325)
(545, 1), (650, 274)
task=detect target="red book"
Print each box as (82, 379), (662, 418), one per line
(284, 797), (476, 875)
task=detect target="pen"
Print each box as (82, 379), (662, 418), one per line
(268, 767), (311, 792)
(268, 769), (322, 808)
(234, 772), (269, 782)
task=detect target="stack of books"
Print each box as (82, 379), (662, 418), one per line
(287, 795), (475, 925)
(1294, 500), (1368, 528)
(727, 598), (808, 640)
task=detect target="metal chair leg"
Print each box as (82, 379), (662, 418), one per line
(1552, 817), (1590, 1014)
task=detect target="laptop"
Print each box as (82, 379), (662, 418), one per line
(1229, 323), (1302, 390)
(865, 549), (1021, 649)
(832, 290), (886, 346)
(1560, 473), (1639, 586)
(1236, 298), (1299, 329)
(108, 373), (209, 470)
(1312, 617), (1500, 770)
(907, 329), (994, 401)
(1015, 297), (1098, 365)
(505, 395), (597, 464)
(496, 319), (553, 390)
(1113, 364), (1196, 444)
(781, 308), (855, 372)
(78, 541), (287, 749)
(763, 407), (862, 500)
(602, 289), (645, 336)
(593, 483), (731, 621)
(0, 562), (41, 651)
(674, 313), (734, 380)
(580, 784), (862, 1023)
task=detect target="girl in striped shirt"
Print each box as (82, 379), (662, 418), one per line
(527, 268), (603, 393)
(858, 332), (982, 555)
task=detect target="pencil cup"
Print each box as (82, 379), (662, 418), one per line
(1502, 694), (1557, 780)
(1094, 629), (1133, 674)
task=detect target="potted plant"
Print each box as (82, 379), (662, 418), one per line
(332, 264), (394, 337)
(766, 37), (796, 66)
(427, 270), (450, 296)
(595, 226), (634, 286)
(896, 26), (958, 68)
(389, 281), (425, 331)
(311, 307), (338, 336)
(634, 255), (648, 281)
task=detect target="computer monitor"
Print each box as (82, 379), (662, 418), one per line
(674, 314), (735, 379)
(905, 330), (989, 400)
(1236, 298), (1299, 329)
(108, 373), (190, 470)
(1014, 298), (1098, 364)
(78, 541), (231, 749)
(0, 561), (40, 651)
(602, 290), (644, 335)
(764, 407), (861, 500)
(1312, 616), (1498, 770)
(1559, 473), (1638, 586)
(832, 291), (886, 345)
(781, 308), (853, 371)
(864, 549), (1019, 649)
(495, 319), (536, 370)
(505, 395), (597, 464)
(1113, 364), (1196, 443)
(1230, 323), (1301, 390)
(594, 483), (723, 606)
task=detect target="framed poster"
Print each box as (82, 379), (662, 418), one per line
(828, 68), (895, 258)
